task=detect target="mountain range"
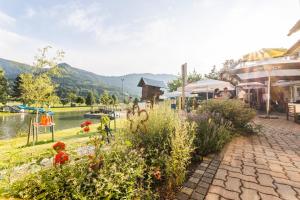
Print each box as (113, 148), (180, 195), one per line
(0, 58), (177, 97)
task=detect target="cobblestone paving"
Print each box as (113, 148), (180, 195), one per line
(177, 117), (300, 200)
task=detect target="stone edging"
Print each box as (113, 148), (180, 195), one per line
(175, 154), (222, 200)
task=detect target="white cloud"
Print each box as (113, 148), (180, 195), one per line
(0, 10), (15, 27)
(25, 7), (36, 18)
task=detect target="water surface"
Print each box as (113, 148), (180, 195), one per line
(0, 111), (100, 139)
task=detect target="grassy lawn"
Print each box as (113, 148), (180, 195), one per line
(50, 106), (92, 113)
(0, 119), (126, 170)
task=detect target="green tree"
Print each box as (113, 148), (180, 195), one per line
(86, 91), (95, 106)
(20, 74), (59, 106)
(0, 69), (8, 104)
(67, 92), (77, 103)
(60, 98), (69, 107)
(111, 94), (118, 105)
(18, 46), (63, 107)
(100, 91), (112, 106)
(205, 65), (220, 80)
(167, 70), (203, 92)
(12, 75), (22, 99)
(76, 96), (85, 105)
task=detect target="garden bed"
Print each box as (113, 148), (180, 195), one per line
(1, 100), (257, 199)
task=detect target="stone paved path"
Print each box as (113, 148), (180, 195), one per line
(176, 117), (300, 200)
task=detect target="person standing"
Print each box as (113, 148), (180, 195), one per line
(238, 89), (246, 102)
(220, 87), (232, 99)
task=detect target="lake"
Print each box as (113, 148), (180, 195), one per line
(0, 111), (100, 139)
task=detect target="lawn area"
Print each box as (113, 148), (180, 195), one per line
(50, 106), (92, 113)
(0, 119), (126, 170)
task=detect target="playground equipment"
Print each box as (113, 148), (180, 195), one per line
(18, 105), (46, 113)
(27, 112), (55, 145)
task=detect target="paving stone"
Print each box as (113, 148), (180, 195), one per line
(256, 168), (287, 179)
(242, 180), (278, 196)
(214, 168), (227, 181)
(228, 171), (257, 183)
(208, 185), (240, 200)
(195, 185), (208, 195)
(195, 169), (205, 175)
(181, 187), (193, 196)
(183, 181), (197, 189)
(176, 192), (189, 200)
(257, 173), (275, 188)
(207, 168), (217, 174)
(219, 164), (242, 173)
(203, 172), (214, 178)
(224, 176), (241, 193)
(212, 179), (225, 187)
(240, 187), (260, 200)
(242, 165), (256, 177)
(198, 181), (210, 189)
(190, 191), (204, 200)
(275, 183), (298, 200)
(189, 177), (200, 184)
(204, 192), (219, 200)
(259, 193), (282, 200)
(201, 176), (213, 184)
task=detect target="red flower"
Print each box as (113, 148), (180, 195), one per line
(54, 151), (69, 165)
(80, 123), (85, 128)
(53, 141), (66, 151)
(83, 126), (90, 133)
(85, 121), (92, 126)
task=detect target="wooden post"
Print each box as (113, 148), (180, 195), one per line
(266, 75), (271, 116)
(181, 63), (187, 110)
(27, 118), (32, 145)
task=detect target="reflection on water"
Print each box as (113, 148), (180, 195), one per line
(0, 111), (100, 139)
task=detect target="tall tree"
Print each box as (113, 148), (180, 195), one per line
(100, 91), (112, 106)
(18, 46), (63, 106)
(111, 94), (118, 105)
(0, 69), (8, 104)
(167, 70), (203, 92)
(205, 65), (220, 80)
(76, 96), (85, 105)
(20, 74), (59, 106)
(12, 75), (22, 99)
(86, 91), (95, 106)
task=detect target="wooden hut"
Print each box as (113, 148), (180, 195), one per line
(137, 77), (165, 103)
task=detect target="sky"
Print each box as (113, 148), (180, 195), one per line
(0, 0), (300, 76)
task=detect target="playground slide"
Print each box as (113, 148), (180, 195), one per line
(17, 105), (54, 115)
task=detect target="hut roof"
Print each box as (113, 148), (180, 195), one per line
(137, 77), (166, 88)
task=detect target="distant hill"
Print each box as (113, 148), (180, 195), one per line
(0, 58), (177, 97)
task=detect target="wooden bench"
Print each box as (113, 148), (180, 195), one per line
(287, 103), (300, 123)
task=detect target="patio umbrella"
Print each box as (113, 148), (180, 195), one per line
(288, 19), (300, 36)
(242, 48), (287, 62)
(184, 79), (234, 100)
(231, 58), (300, 115)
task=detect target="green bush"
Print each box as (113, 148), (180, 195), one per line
(126, 105), (194, 197)
(188, 112), (233, 156)
(9, 144), (155, 200)
(199, 99), (256, 132)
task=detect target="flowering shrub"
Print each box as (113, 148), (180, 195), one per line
(126, 105), (194, 198)
(188, 112), (233, 156)
(80, 121), (92, 133)
(9, 145), (156, 199)
(199, 99), (256, 132)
